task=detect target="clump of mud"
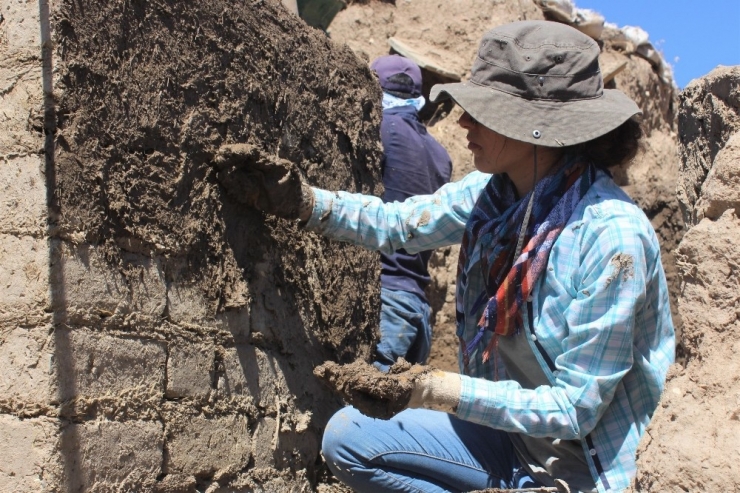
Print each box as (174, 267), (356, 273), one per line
(313, 359), (431, 419)
(214, 143), (306, 219)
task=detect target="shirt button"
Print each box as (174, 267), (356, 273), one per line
(589, 449), (597, 456)
(527, 295), (533, 302)
(530, 334), (537, 342)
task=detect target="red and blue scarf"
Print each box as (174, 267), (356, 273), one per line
(456, 157), (597, 374)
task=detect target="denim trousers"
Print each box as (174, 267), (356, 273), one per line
(375, 288), (432, 372)
(322, 407), (539, 493)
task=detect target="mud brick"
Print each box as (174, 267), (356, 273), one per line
(0, 415), (58, 493)
(58, 419), (163, 491)
(48, 243), (168, 325)
(0, 0), (45, 154)
(2, 0), (42, 50)
(53, 329), (166, 402)
(0, 325), (54, 405)
(166, 280), (214, 328)
(166, 261), (251, 338)
(121, 253), (167, 318)
(0, 234), (50, 325)
(0, 155), (47, 235)
(165, 414), (250, 475)
(695, 132), (740, 221)
(251, 416), (278, 469)
(221, 345), (288, 409)
(49, 241), (130, 324)
(215, 307), (252, 343)
(251, 416), (319, 471)
(166, 342), (215, 399)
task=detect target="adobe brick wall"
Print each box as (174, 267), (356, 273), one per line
(0, 0), (383, 490)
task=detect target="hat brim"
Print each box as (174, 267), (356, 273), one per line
(430, 82), (642, 147)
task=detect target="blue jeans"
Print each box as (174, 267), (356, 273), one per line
(375, 288), (432, 372)
(322, 407), (539, 493)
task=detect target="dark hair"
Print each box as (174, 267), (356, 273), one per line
(568, 117), (643, 169)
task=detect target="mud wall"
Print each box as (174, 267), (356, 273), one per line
(0, 0), (384, 491)
(632, 66), (740, 492)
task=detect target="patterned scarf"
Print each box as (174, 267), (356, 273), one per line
(456, 156), (597, 375)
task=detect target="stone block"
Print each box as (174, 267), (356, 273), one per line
(59, 419), (163, 491)
(166, 342), (214, 399)
(0, 326), (54, 406)
(0, 233), (50, 325)
(166, 415), (250, 475)
(0, 415), (58, 493)
(0, 155), (47, 235)
(53, 329), (166, 402)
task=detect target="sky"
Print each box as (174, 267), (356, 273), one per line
(578, 0), (740, 89)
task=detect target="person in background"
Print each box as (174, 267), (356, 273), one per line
(369, 54), (453, 371)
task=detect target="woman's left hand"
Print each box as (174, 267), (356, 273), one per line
(313, 359), (461, 419)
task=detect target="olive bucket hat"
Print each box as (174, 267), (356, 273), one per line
(430, 20), (641, 147)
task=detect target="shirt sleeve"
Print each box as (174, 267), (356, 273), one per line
(456, 210), (653, 439)
(303, 171), (490, 255)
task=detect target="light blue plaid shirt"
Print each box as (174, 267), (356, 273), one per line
(305, 170), (675, 493)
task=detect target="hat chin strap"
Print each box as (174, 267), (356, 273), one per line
(514, 147), (537, 261)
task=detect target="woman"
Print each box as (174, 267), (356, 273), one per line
(219, 20), (675, 493)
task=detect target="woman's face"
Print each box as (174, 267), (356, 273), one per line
(458, 111), (533, 176)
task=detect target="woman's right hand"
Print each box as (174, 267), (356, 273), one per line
(213, 143), (314, 221)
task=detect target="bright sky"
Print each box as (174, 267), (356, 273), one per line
(579, 0), (740, 88)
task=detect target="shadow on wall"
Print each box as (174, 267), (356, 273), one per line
(40, 0), (82, 489)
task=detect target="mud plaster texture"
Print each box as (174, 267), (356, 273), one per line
(329, 0), (685, 373)
(2, 0), (386, 491)
(314, 358), (425, 419)
(631, 66), (740, 493)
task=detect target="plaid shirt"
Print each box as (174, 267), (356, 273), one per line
(305, 170), (675, 493)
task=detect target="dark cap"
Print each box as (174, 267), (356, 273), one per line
(370, 54), (423, 98)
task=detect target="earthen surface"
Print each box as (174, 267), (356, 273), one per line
(631, 66), (740, 493)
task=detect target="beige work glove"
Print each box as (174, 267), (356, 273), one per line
(214, 143), (314, 221)
(408, 369), (462, 414)
(314, 359), (461, 420)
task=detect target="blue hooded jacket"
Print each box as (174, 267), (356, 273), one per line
(379, 105), (452, 301)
